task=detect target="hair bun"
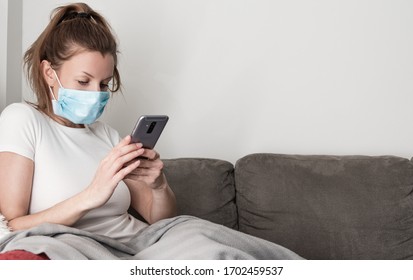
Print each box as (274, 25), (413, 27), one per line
(76, 12), (91, 18)
(59, 11), (92, 24)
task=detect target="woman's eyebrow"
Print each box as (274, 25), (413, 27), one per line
(81, 71), (94, 78)
(81, 71), (113, 80)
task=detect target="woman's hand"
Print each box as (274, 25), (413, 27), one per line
(84, 135), (143, 210)
(123, 145), (167, 190)
(122, 138), (177, 224)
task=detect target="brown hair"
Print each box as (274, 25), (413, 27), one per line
(24, 2), (121, 115)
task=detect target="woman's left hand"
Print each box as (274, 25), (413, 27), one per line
(122, 136), (176, 223)
(123, 146), (167, 190)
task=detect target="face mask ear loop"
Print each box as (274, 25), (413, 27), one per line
(52, 69), (64, 88)
(49, 86), (57, 101)
(49, 69), (63, 101)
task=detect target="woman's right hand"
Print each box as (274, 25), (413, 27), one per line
(83, 135), (144, 210)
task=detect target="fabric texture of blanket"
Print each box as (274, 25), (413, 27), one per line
(0, 215), (303, 260)
(0, 214), (11, 238)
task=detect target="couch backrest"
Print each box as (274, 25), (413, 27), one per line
(163, 158), (238, 230)
(235, 153), (413, 260)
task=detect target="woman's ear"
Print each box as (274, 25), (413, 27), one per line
(41, 60), (55, 87)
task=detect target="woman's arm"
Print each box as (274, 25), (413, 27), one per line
(0, 152), (91, 230)
(123, 138), (177, 224)
(126, 173), (177, 224)
(0, 136), (143, 231)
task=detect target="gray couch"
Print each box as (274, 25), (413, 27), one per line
(162, 153), (413, 260)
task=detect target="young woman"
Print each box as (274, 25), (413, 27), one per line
(0, 2), (177, 242)
(0, 2), (302, 260)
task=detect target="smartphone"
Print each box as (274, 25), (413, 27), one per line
(130, 115), (169, 149)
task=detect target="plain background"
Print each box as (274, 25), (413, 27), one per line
(1, 0), (413, 163)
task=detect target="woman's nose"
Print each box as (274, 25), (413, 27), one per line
(90, 83), (101, 91)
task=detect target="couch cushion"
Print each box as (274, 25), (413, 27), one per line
(235, 153), (413, 259)
(163, 158), (237, 230)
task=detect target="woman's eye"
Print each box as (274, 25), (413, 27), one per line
(76, 80), (109, 91)
(100, 84), (109, 91)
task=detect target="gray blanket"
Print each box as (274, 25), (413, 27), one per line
(0, 215), (303, 260)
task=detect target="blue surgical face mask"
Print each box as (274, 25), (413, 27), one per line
(49, 70), (110, 125)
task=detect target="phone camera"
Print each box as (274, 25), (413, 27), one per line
(147, 121), (156, 133)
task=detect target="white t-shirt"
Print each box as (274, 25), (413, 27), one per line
(0, 103), (148, 242)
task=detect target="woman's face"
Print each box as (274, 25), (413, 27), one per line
(51, 51), (115, 96)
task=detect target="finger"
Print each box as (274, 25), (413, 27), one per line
(126, 167), (163, 183)
(123, 157), (140, 167)
(108, 142), (144, 164)
(115, 135), (144, 150)
(113, 159), (141, 182)
(137, 158), (164, 170)
(111, 148), (145, 172)
(117, 135), (132, 147)
(141, 149), (160, 161)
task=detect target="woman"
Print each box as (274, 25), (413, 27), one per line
(0, 2), (176, 242)
(0, 2), (301, 260)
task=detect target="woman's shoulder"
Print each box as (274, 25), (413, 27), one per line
(0, 102), (49, 135)
(89, 121), (121, 145)
(0, 103), (45, 160)
(1, 102), (43, 120)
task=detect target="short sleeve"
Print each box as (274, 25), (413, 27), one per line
(0, 103), (39, 160)
(104, 123), (122, 146)
(89, 120), (122, 147)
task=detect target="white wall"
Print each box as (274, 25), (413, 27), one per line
(6, 0), (22, 107)
(0, 0), (8, 109)
(1, 0), (23, 111)
(19, 0), (413, 163)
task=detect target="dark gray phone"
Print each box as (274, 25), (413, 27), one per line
(130, 115), (169, 149)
